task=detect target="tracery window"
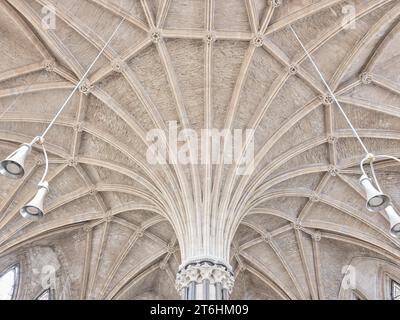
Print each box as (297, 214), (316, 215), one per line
(392, 280), (400, 300)
(0, 265), (19, 300)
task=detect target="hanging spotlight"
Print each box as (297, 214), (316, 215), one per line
(359, 174), (390, 212)
(3, 12), (129, 222)
(289, 25), (399, 238)
(0, 144), (32, 179)
(20, 143), (48, 221)
(20, 181), (49, 221)
(384, 205), (400, 238)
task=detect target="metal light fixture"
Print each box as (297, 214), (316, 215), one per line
(289, 24), (400, 238)
(19, 141), (49, 220)
(0, 144), (32, 179)
(384, 205), (400, 238)
(0, 14), (127, 221)
(0, 137), (49, 221)
(359, 174), (390, 212)
(20, 181), (49, 221)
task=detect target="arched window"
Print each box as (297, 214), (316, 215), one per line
(0, 265), (19, 300)
(392, 280), (400, 300)
(36, 289), (51, 300)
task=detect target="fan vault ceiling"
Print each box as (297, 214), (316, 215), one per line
(0, 0), (399, 299)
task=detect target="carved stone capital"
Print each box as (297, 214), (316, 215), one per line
(175, 260), (235, 293)
(199, 265), (213, 280)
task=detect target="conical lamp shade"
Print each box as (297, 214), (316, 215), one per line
(0, 144), (31, 179)
(359, 175), (390, 212)
(385, 205), (400, 238)
(20, 182), (49, 221)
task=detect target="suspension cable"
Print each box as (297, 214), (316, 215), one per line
(39, 16), (127, 139)
(289, 25), (370, 155)
(39, 143), (49, 185)
(25, 11), (130, 183)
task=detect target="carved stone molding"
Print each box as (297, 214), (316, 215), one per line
(313, 231), (322, 242)
(320, 93), (334, 106)
(262, 232), (272, 243)
(111, 58), (126, 73)
(205, 33), (216, 45)
(79, 80), (93, 95)
(327, 135), (337, 144)
(43, 59), (56, 72)
(328, 165), (338, 176)
(288, 65), (298, 75)
(252, 34), (264, 47)
(310, 192), (320, 203)
(175, 260), (234, 300)
(293, 219), (302, 230)
(88, 187), (97, 197)
(135, 229), (144, 239)
(360, 72), (373, 85)
(67, 157), (77, 167)
(270, 0), (282, 8)
(150, 30), (161, 43)
(35, 157), (43, 166)
(73, 122), (83, 133)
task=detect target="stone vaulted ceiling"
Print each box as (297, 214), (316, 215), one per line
(0, 0), (399, 300)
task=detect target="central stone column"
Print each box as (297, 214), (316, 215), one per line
(175, 258), (234, 300)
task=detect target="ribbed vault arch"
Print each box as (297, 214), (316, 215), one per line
(0, 0), (399, 299)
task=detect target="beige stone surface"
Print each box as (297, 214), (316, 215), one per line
(0, 0), (399, 299)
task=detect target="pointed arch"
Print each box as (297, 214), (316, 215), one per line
(36, 288), (53, 300)
(0, 264), (19, 300)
